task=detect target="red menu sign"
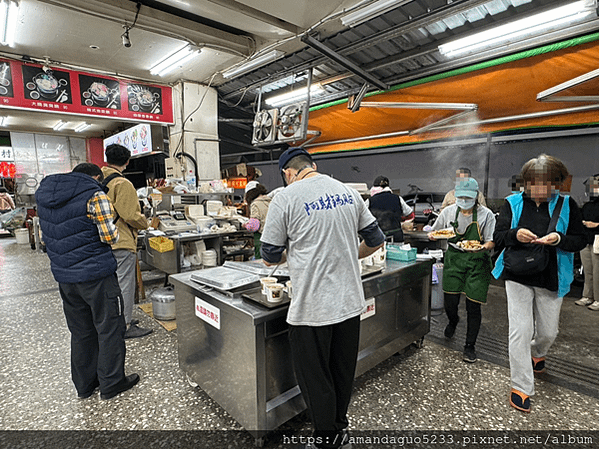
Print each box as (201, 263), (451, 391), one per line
(0, 59), (174, 124)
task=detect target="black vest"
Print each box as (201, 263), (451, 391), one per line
(369, 191), (404, 242)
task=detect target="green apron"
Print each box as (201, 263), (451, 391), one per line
(442, 206), (492, 303)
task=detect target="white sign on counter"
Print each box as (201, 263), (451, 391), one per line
(360, 297), (376, 320)
(195, 296), (221, 330)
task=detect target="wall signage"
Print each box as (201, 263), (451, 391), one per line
(0, 59), (173, 124)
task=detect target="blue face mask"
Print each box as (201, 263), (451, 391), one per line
(456, 198), (476, 210)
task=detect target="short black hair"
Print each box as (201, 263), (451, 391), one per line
(373, 176), (389, 187)
(457, 167), (471, 176)
(285, 154), (313, 171)
(105, 143), (131, 166)
(72, 163), (103, 180)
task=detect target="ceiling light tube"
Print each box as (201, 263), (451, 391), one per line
(222, 50), (284, 79)
(74, 122), (91, 133)
(52, 120), (67, 131)
(265, 85), (325, 107)
(0, 0), (18, 47)
(341, 0), (413, 27)
(438, 0), (596, 58)
(150, 45), (201, 77)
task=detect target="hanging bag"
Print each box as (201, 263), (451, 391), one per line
(503, 196), (564, 276)
(593, 235), (599, 254)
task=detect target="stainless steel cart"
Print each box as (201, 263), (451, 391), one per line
(170, 258), (432, 445)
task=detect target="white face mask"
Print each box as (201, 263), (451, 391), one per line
(456, 198), (476, 210)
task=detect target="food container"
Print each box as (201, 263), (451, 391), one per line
(285, 280), (292, 299)
(149, 236), (174, 253)
(150, 286), (176, 321)
(387, 245), (417, 262)
(260, 277), (278, 294)
(15, 228), (29, 244)
(266, 283), (285, 303)
(205, 200), (223, 216)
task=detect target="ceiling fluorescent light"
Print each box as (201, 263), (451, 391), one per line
(265, 85), (325, 107)
(438, 0), (596, 58)
(74, 122), (91, 133)
(0, 0), (18, 47)
(341, 0), (413, 27)
(53, 120), (67, 131)
(222, 50), (284, 79)
(150, 45), (201, 77)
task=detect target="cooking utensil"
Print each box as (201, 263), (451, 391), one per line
(267, 262), (281, 278)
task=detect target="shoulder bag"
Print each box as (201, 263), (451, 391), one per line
(503, 196), (564, 276)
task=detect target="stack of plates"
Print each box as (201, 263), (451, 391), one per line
(202, 249), (217, 267)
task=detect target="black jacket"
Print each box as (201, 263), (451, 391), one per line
(494, 194), (586, 292)
(581, 199), (599, 245)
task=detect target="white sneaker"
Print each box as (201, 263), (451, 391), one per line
(588, 301), (599, 311)
(575, 297), (594, 306)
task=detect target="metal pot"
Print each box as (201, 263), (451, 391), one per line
(150, 286), (176, 321)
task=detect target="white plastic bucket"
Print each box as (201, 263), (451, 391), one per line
(15, 228), (29, 245)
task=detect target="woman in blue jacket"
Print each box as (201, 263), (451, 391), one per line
(493, 154), (586, 413)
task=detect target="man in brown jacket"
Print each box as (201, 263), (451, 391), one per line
(102, 144), (152, 339)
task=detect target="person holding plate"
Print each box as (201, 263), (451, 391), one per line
(428, 177), (496, 363)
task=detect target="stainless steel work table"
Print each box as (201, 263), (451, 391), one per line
(170, 258), (433, 444)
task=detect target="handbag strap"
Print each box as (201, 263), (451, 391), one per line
(547, 195), (564, 234)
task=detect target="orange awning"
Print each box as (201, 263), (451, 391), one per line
(306, 34), (599, 154)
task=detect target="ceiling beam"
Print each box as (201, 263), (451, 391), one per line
(301, 35), (388, 90)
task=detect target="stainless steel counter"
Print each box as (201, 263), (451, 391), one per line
(170, 258), (432, 442)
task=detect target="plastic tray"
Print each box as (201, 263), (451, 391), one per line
(241, 286), (290, 309)
(190, 266), (261, 290)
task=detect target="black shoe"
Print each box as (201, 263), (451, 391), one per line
(100, 374), (140, 400)
(77, 380), (100, 399)
(444, 321), (458, 339)
(125, 323), (153, 339)
(463, 345), (477, 363)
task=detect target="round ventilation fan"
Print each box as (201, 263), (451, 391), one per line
(277, 104), (304, 138)
(253, 110), (275, 142)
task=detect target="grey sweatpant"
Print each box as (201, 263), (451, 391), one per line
(581, 245), (599, 301)
(505, 280), (563, 396)
(113, 249), (137, 325)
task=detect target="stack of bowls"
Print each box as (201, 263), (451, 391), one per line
(202, 249), (217, 267)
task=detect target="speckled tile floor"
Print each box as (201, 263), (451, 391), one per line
(1, 237), (599, 448)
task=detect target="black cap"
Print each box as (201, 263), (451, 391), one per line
(278, 147), (312, 172)
(373, 176), (389, 187)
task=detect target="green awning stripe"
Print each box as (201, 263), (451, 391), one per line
(310, 32), (599, 113)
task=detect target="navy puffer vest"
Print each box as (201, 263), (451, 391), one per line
(369, 191), (404, 242)
(36, 172), (117, 284)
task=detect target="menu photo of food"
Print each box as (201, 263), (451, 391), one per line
(79, 74), (121, 109)
(22, 65), (72, 103)
(0, 62), (14, 98)
(127, 83), (162, 114)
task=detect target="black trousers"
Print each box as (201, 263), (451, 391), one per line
(444, 292), (481, 347)
(289, 316), (361, 449)
(59, 273), (127, 395)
